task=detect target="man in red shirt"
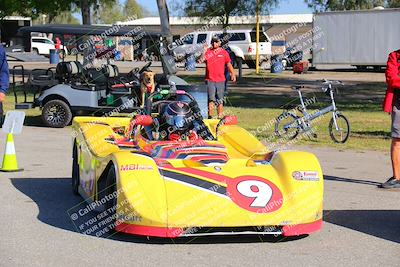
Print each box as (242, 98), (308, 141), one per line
(203, 36), (236, 119)
(381, 49), (400, 189)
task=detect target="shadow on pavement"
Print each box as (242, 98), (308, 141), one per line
(324, 210), (400, 244)
(24, 115), (47, 127)
(10, 177), (306, 244)
(324, 175), (382, 186)
(12, 177), (398, 244)
(11, 177), (82, 233)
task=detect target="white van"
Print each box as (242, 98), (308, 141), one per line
(172, 29), (272, 68)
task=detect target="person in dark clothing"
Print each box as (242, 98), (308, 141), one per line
(0, 44), (9, 126)
(221, 37), (235, 97)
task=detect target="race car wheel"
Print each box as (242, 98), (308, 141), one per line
(329, 113), (350, 143)
(42, 99), (72, 128)
(104, 166), (117, 229)
(71, 143), (80, 195)
(274, 111), (300, 140)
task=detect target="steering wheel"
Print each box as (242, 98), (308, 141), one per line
(139, 62), (152, 74)
(127, 62), (153, 82)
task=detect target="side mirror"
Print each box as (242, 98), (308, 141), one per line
(134, 115), (153, 126)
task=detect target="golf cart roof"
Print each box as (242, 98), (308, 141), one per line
(19, 24), (161, 37)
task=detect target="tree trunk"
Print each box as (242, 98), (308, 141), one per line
(81, 0), (91, 25)
(156, 0), (176, 75)
(81, 0), (92, 68)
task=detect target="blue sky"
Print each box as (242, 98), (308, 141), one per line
(135, 0), (314, 15)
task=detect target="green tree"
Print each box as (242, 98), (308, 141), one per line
(73, 0), (115, 25)
(98, 2), (124, 24)
(387, 0), (400, 7)
(124, 0), (143, 19)
(180, 0), (279, 29)
(32, 11), (80, 24)
(0, 0), (75, 20)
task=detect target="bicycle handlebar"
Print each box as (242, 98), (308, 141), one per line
(320, 79), (343, 85)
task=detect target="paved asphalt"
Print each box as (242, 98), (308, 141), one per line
(0, 126), (398, 267)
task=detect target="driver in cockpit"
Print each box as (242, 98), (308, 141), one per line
(155, 101), (199, 141)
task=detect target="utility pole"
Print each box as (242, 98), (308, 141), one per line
(255, 0), (260, 74)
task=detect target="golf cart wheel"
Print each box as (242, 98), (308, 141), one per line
(72, 142), (80, 195)
(33, 48), (39, 55)
(274, 112), (300, 140)
(329, 114), (350, 143)
(42, 99), (72, 128)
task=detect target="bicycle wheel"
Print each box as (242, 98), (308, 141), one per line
(329, 113), (350, 143)
(274, 112), (300, 140)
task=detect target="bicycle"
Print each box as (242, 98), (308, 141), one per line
(274, 79), (350, 143)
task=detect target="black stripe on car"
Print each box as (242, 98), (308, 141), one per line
(161, 169), (227, 196)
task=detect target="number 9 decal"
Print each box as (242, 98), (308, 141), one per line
(227, 176), (283, 213)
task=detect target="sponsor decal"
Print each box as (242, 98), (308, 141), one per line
(292, 171), (319, 181)
(120, 164), (153, 171)
(117, 214), (142, 222)
(226, 176), (283, 213)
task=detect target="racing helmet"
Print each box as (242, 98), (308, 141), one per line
(163, 101), (193, 132)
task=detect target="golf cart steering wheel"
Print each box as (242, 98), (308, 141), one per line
(127, 62), (153, 81)
(139, 62), (152, 74)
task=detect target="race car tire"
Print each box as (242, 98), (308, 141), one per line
(104, 166), (117, 229)
(71, 142), (80, 195)
(42, 99), (72, 128)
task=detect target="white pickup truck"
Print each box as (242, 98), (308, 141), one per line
(31, 36), (68, 58)
(172, 29), (272, 69)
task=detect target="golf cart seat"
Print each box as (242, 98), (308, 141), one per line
(28, 68), (58, 88)
(102, 64), (136, 94)
(56, 61), (84, 82)
(102, 64), (119, 78)
(86, 68), (107, 86)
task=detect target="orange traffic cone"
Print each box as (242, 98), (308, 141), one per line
(0, 133), (23, 172)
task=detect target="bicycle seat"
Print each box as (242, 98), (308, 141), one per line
(291, 85), (304, 90)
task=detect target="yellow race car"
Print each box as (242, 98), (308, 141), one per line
(71, 90), (323, 238)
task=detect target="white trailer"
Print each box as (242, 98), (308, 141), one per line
(312, 8), (400, 69)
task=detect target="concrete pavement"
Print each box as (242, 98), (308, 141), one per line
(0, 126), (398, 266)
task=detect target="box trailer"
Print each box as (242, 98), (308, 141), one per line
(312, 8), (400, 69)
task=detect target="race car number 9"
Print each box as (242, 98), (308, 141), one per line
(237, 180), (273, 207)
(227, 176), (283, 213)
